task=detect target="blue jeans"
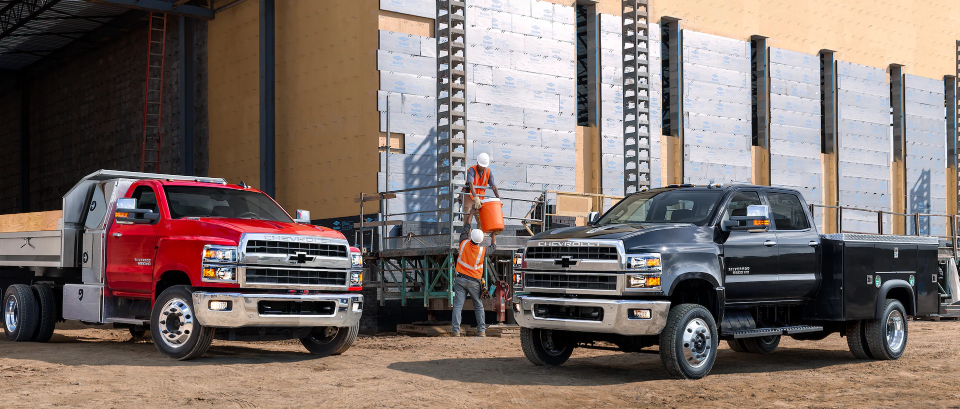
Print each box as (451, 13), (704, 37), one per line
(452, 276), (485, 334)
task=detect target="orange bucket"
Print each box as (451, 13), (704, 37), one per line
(479, 198), (505, 233)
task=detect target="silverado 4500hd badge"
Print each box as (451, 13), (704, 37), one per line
(728, 266), (749, 275)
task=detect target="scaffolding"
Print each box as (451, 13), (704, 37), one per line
(622, 0), (651, 194)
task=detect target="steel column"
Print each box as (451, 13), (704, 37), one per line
(259, 0), (275, 197)
(890, 64), (906, 163)
(819, 50), (837, 154)
(751, 35), (769, 149)
(661, 17), (682, 181)
(178, 15), (195, 176)
(19, 76), (29, 212)
(622, 0), (650, 194)
(436, 0), (467, 246)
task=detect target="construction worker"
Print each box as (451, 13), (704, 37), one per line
(452, 228), (495, 337)
(461, 152), (501, 245)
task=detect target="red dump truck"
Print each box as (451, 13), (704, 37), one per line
(1, 170), (363, 360)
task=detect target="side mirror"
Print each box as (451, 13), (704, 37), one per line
(722, 205), (770, 232)
(295, 209), (311, 224)
(115, 198), (160, 225)
(587, 212), (600, 225)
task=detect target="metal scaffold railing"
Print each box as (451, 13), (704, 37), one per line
(436, 0), (468, 247)
(622, 0), (651, 194)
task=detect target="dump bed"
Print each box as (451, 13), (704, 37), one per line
(807, 233), (940, 320)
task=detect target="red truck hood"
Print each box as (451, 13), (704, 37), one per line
(193, 218), (345, 239)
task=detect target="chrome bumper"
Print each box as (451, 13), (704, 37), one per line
(191, 292), (363, 328)
(514, 296), (670, 336)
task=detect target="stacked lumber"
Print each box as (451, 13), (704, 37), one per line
(0, 211), (62, 233)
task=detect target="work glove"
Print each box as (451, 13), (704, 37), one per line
(473, 197), (482, 209)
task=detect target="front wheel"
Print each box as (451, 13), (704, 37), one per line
(659, 304), (718, 379)
(520, 327), (574, 366)
(864, 299), (908, 360)
(150, 286), (215, 360)
(299, 323), (360, 356)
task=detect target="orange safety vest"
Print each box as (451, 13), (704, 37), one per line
(468, 165), (491, 201)
(455, 239), (486, 280)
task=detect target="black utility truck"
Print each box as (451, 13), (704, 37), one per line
(512, 185), (938, 379)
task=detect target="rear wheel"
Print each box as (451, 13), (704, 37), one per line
(846, 320), (873, 359)
(3, 284), (39, 342)
(299, 323), (360, 356)
(30, 285), (57, 343)
(150, 286), (215, 360)
(520, 327), (574, 366)
(659, 304), (718, 379)
(864, 299), (907, 360)
(726, 339), (748, 353)
(742, 335), (780, 354)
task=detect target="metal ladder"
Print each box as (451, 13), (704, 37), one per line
(436, 0), (468, 246)
(622, 0), (651, 194)
(141, 12), (167, 173)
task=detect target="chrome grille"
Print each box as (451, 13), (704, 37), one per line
(245, 268), (347, 286)
(246, 240), (347, 258)
(525, 246), (618, 260)
(525, 273), (618, 291)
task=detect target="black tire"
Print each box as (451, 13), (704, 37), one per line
(299, 323), (360, 356)
(659, 304), (718, 380)
(150, 286), (215, 360)
(846, 320), (873, 359)
(864, 299), (908, 360)
(31, 284), (57, 343)
(726, 339), (748, 353)
(742, 335), (780, 354)
(520, 327), (574, 366)
(3, 284), (39, 342)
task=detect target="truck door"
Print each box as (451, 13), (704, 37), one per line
(105, 185), (160, 296)
(720, 190), (781, 302)
(767, 191), (820, 300)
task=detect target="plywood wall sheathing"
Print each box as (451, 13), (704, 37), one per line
(0, 211), (61, 233)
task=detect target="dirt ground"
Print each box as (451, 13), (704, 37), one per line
(1, 321), (959, 408)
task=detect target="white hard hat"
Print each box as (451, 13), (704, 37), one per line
(477, 152), (491, 167)
(470, 229), (484, 244)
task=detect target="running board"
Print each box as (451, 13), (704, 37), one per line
(729, 325), (823, 339)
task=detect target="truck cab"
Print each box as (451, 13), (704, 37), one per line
(512, 184), (938, 378)
(2, 170), (363, 360)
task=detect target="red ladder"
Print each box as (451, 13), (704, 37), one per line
(141, 12), (167, 173)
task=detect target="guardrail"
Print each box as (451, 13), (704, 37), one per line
(810, 203), (959, 257)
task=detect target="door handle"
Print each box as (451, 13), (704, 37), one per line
(808, 241), (819, 247)
(112, 233), (122, 237)
(763, 240), (777, 247)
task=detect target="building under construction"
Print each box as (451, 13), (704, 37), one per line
(0, 0), (959, 325)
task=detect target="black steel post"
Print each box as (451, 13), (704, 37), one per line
(259, 0), (276, 197)
(819, 50), (837, 154)
(750, 35), (769, 149)
(178, 15), (195, 176)
(19, 76), (29, 212)
(889, 64), (905, 163)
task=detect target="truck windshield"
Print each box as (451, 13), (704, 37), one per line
(163, 186), (294, 222)
(597, 189), (723, 226)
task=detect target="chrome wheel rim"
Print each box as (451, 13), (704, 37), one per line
(682, 318), (712, 368)
(539, 330), (567, 356)
(158, 298), (195, 348)
(886, 310), (905, 352)
(4, 295), (18, 333)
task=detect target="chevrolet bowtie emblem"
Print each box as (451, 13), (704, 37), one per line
(554, 256), (578, 268)
(287, 251), (314, 264)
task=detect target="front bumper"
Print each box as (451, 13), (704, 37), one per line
(191, 292), (363, 328)
(514, 295), (670, 336)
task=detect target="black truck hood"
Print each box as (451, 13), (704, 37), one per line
(532, 223), (694, 241)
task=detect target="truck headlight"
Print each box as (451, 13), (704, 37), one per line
(513, 250), (524, 268)
(627, 274), (662, 289)
(202, 265), (238, 282)
(627, 253), (661, 271)
(350, 271), (363, 286)
(203, 245), (238, 263)
(351, 252), (363, 268)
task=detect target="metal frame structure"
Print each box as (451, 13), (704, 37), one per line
(436, 0), (467, 247)
(259, 0), (274, 197)
(621, 0), (650, 194)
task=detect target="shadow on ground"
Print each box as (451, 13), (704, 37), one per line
(387, 346), (861, 386)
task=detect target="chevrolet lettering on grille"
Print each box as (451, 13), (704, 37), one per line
(538, 241), (602, 247)
(263, 235), (329, 243)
